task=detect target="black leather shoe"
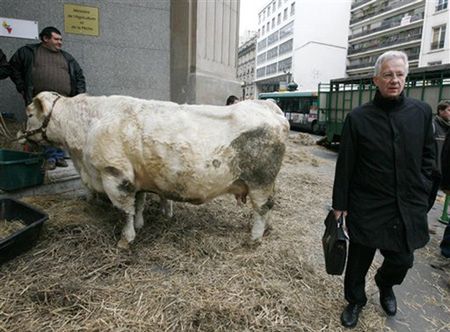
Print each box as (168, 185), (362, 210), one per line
(340, 303), (364, 328)
(379, 287), (397, 316)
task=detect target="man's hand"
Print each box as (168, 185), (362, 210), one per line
(333, 210), (348, 220)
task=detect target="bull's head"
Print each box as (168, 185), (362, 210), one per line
(17, 92), (61, 145)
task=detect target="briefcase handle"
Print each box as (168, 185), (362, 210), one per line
(337, 214), (349, 240)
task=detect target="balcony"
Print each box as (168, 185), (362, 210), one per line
(351, 0), (374, 10)
(349, 13), (423, 40)
(348, 33), (422, 55)
(347, 53), (419, 70)
(350, 0), (418, 25)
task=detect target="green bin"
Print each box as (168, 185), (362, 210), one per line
(0, 149), (45, 191)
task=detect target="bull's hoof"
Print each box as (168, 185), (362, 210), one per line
(117, 238), (130, 250)
(244, 236), (262, 248)
(263, 225), (273, 237)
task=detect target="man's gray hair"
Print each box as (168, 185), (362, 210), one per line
(373, 51), (409, 76)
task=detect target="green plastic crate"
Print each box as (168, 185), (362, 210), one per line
(0, 149), (45, 191)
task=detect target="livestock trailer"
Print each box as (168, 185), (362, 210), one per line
(319, 64), (450, 144)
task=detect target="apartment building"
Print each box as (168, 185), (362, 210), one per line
(347, 0), (425, 76)
(254, 0), (350, 93)
(419, 0), (449, 66)
(237, 34), (257, 99)
(255, 0), (296, 93)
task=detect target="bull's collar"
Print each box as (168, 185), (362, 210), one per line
(18, 95), (61, 144)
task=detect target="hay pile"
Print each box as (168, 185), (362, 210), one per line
(0, 133), (425, 331)
(0, 219), (26, 240)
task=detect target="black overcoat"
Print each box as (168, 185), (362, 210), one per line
(332, 91), (434, 252)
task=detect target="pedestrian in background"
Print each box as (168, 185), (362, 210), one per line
(433, 101), (450, 174)
(226, 95), (239, 105)
(439, 131), (450, 259)
(332, 50), (435, 328)
(9, 26), (86, 170)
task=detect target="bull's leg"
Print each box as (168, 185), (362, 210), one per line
(135, 192), (146, 229)
(248, 185), (275, 242)
(101, 171), (137, 249)
(160, 196), (173, 218)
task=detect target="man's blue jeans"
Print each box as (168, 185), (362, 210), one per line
(44, 146), (65, 163)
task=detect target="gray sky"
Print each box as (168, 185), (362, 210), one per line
(239, 0), (266, 35)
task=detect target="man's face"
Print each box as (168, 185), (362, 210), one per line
(42, 32), (63, 52)
(373, 58), (407, 99)
(439, 106), (450, 121)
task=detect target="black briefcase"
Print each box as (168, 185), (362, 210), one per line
(322, 210), (348, 275)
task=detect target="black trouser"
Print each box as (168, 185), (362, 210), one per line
(344, 241), (414, 305)
(440, 223), (450, 258)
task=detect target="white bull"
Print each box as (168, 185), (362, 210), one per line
(23, 92), (290, 248)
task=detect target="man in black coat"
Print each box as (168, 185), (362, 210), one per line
(9, 26), (86, 170)
(332, 50), (435, 328)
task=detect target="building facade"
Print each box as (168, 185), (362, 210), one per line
(419, 0), (449, 66)
(255, 0), (296, 93)
(254, 0), (350, 94)
(0, 0), (240, 120)
(347, 0), (425, 76)
(237, 34), (257, 99)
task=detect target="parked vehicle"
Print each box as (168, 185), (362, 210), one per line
(258, 91), (327, 134)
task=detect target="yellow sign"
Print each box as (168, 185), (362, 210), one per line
(64, 4), (99, 36)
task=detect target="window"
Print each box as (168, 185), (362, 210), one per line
(278, 57), (292, 72)
(428, 60), (442, 66)
(272, 18), (275, 29)
(283, 8), (288, 20)
(267, 46), (278, 60)
(268, 31), (279, 45)
(267, 22), (270, 32)
(280, 21), (294, 39)
(277, 13), (281, 24)
(431, 25), (446, 49)
(257, 52), (267, 64)
(262, 25), (265, 35)
(258, 14), (261, 24)
(291, 2), (295, 16)
(257, 38), (267, 51)
(436, 0), (448, 11)
(257, 67), (266, 78)
(273, 2), (276, 12)
(267, 5), (270, 15)
(279, 39), (293, 54)
(278, 0), (282, 8)
(266, 63), (277, 75)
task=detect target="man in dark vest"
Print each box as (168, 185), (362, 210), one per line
(9, 26), (86, 170)
(332, 50), (435, 328)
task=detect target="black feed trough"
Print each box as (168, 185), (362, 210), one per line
(0, 198), (48, 264)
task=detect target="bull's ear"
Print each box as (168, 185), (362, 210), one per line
(32, 92), (59, 117)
